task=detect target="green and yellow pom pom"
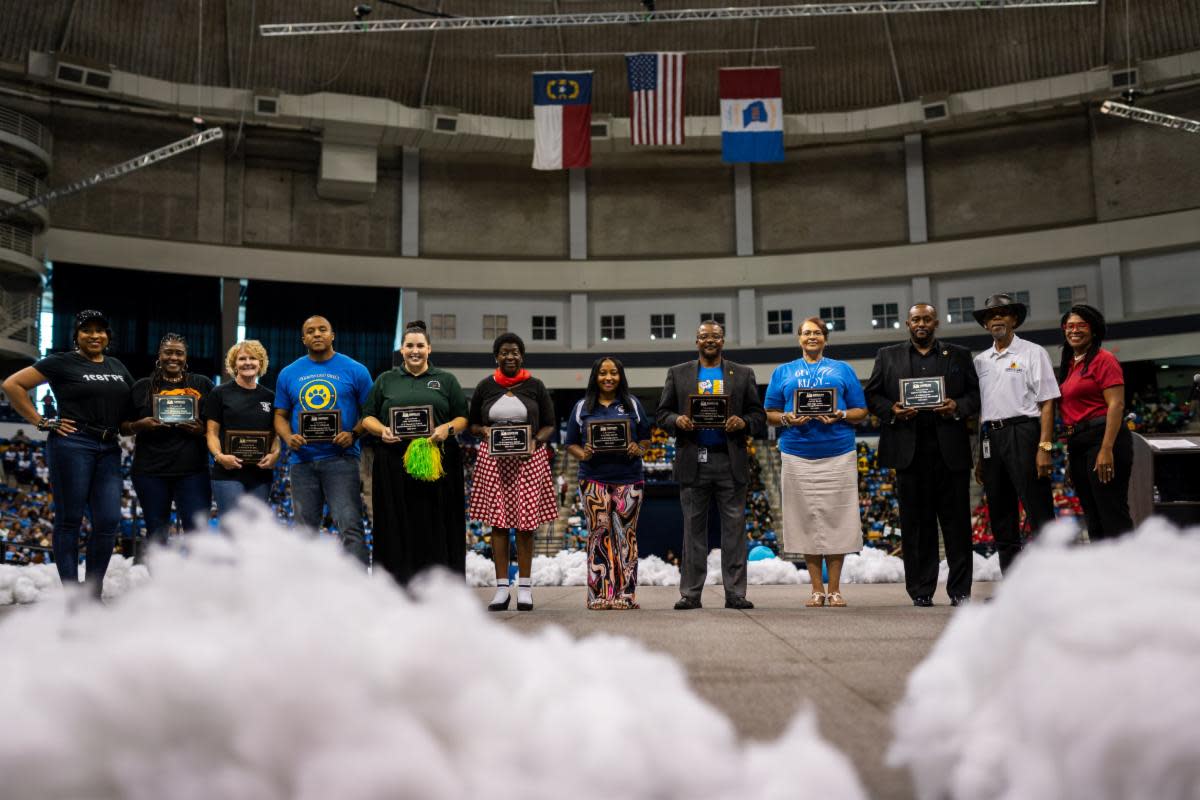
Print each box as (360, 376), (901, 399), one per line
(403, 437), (445, 482)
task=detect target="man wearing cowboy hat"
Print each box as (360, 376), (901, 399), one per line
(972, 293), (1060, 574)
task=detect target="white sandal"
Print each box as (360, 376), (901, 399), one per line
(805, 591), (826, 607)
(827, 592), (847, 607)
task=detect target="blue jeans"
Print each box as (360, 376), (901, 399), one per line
(212, 479), (271, 516)
(46, 432), (122, 595)
(289, 456), (368, 564)
(132, 472), (212, 543)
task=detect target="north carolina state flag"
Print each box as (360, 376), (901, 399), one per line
(532, 71), (593, 170)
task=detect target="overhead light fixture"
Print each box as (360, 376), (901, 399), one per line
(260, 0), (1098, 36)
(1099, 101), (1200, 135)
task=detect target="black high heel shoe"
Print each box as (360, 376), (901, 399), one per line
(488, 595), (511, 612)
(516, 598), (533, 612)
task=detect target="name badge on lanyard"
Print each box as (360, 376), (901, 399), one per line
(697, 447), (708, 464)
(981, 432), (992, 460)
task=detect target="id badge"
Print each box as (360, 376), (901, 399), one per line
(982, 438), (992, 460)
(698, 447), (708, 464)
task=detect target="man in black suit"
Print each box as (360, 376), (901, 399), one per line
(865, 303), (980, 607)
(656, 320), (766, 610)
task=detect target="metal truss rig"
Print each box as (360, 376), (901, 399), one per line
(0, 128), (224, 222)
(259, 0), (1099, 36)
(1099, 101), (1200, 135)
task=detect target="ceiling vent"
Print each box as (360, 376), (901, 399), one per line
(54, 56), (112, 92)
(920, 94), (950, 122)
(590, 119), (611, 139)
(254, 94), (279, 116)
(1110, 67), (1139, 90)
(432, 113), (458, 133)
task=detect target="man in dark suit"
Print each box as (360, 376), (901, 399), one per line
(864, 303), (980, 607)
(656, 320), (766, 610)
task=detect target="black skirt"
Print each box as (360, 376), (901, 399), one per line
(371, 438), (466, 585)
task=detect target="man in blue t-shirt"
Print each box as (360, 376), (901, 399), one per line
(656, 320), (766, 610)
(274, 315), (373, 565)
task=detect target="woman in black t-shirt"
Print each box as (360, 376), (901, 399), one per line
(204, 340), (279, 515)
(1, 310), (132, 598)
(119, 333), (213, 551)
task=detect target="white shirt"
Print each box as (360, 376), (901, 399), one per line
(974, 333), (1061, 422)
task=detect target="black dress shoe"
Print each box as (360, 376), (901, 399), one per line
(487, 595), (511, 612)
(913, 595), (934, 607)
(673, 596), (702, 610)
(950, 595), (971, 607)
(516, 600), (533, 612)
(725, 596), (755, 610)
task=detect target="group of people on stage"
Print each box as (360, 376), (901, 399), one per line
(0, 294), (1134, 609)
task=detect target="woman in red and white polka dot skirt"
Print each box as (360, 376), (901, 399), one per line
(468, 333), (558, 611)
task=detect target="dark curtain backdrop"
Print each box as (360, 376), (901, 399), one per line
(244, 279), (400, 385)
(49, 262), (223, 379)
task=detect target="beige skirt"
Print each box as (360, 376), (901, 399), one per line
(780, 450), (863, 556)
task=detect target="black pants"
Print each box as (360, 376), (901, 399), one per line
(896, 438), (973, 600)
(1068, 424), (1133, 542)
(981, 420), (1055, 573)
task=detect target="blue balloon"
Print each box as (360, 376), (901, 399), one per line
(748, 545), (775, 561)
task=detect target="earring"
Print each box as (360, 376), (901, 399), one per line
(181, 361), (189, 372)
(154, 359), (162, 369)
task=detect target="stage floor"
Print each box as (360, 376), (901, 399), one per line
(477, 581), (998, 800)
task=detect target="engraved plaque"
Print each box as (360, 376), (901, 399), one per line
(688, 394), (728, 428)
(224, 430), (271, 462)
(153, 394), (196, 424)
(900, 376), (946, 409)
(299, 410), (341, 442)
(793, 388), (838, 416)
(588, 419), (631, 452)
(490, 424), (533, 457)
(389, 405), (434, 438)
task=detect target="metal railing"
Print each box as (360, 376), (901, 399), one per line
(0, 222), (34, 258)
(0, 106), (53, 154)
(0, 285), (41, 347)
(0, 164), (47, 200)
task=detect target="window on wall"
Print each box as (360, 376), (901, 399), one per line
(1006, 290), (1031, 312)
(1058, 285), (1087, 314)
(946, 296), (974, 324)
(600, 314), (625, 341)
(430, 314), (456, 340)
(650, 313), (676, 340)
(699, 311), (726, 327)
(818, 306), (846, 332)
(871, 303), (900, 330)
(482, 314), (508, 340)
(531, 315), (557, 341)
(767, 309), (793, 335)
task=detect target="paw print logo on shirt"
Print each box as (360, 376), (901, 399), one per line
(300, 379), (338, 410)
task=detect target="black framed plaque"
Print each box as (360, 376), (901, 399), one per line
(389, 405), (434, 438)
(152, 394), (197, 424)
(688, 394), (729, 428)
(793, 388), (838, 416)
(900, 376), (946, 409)
(490, 424), (533, 457)
(299, 409), (341, 442)
(588, 419), (631, 453)
(224, 430), (272, 462)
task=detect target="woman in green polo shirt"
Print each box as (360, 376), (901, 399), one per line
(360, 321), (469, 584)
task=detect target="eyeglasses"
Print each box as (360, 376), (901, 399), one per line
(1062, 323), (1091, 332)
(697, 335), (724, 342)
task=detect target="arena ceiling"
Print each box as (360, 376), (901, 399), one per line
(1, 0), (1199, 118)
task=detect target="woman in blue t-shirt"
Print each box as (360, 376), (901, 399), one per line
(764, 316), (868, 609)
(564, 357), (652, 610)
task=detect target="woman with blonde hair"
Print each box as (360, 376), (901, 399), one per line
(205, 340), (280, 515)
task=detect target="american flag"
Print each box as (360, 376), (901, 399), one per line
(626, 52), (686, 146)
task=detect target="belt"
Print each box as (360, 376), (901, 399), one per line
(982, 415), (1037, 432)
(80, 423), (120, 443)
(1064, 415), (1107, 437)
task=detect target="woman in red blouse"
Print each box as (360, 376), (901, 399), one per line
(1057, 304), (1133, 541)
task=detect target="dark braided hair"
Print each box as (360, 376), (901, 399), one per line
(1057, 304), (1107, 383)
(151, 332), (189, 394)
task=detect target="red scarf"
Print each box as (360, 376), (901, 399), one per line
(493, 368), (530, 388)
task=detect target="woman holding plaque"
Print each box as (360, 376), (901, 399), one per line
(1, 310), (133, 598)
(765, 317), (868, 608)
(122, 333), (214, 552)
(361, 321), (469, 585)
(205, 339), (280, 515)
(564, 357), (652, 610)
(1057, 305), (1133, 541)
(468, 333), (558, 612)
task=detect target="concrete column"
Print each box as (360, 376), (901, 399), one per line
(402, 288), (420, 332)
(570, 292), (588, 350)
(734, 163), (754, 256)
(737, 287), (757, 347)
(401, 147), (420, 257)
(1099, 255), (1124, 320)
(904, 133), (928, 244)
(569, 168), (587, 260)
(911, 276), (932, 307)
(220, 277), (240, 361)
(223, 154), (244, 246)
(196, 142), (227, 244)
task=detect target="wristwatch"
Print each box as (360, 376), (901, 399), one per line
(1037, 441), (1053, 452)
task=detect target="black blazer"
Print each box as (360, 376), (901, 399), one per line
(655, 358), (766, 485)
(863, 339), (980, 471)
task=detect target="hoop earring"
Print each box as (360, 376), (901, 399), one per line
(154, 359), (162, 370)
